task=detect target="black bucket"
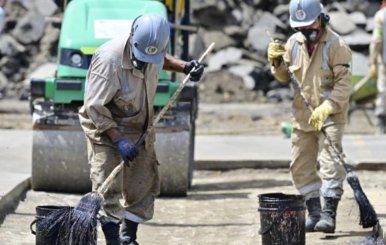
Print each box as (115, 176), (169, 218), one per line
(258, 193), (306, 245)
(30, 205), (72, 245)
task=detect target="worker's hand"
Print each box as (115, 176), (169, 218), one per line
(369, 64), (378, 80)
(184, 60), (204, 81)
(114, 138), (139, 164)
(308, 103), (333, 131)
(267, 40), (285, 65)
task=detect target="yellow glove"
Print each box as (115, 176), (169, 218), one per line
(308, 103), (333, 131)
(369, 64), (378, 80)
(267, 41), (285, 65)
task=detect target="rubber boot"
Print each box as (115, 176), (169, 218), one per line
(100, 220), (121, 245)
(314, 197), (340, 233)
(120, 219), (139, 245)
(305, 197), (321, 232)
(376, 116), (386, 135)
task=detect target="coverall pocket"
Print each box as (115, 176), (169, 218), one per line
(321, 70), (334, 88)
(114, 96), (140, 117)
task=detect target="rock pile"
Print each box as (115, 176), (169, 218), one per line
(0, 0), (382, 102)
(0, 0), (60, 99)
(191, 0), (380, 103)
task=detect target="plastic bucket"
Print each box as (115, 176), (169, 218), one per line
(30, 205), (72, 245)
(258, 193), (306, 245)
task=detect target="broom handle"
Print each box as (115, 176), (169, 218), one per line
(98, 42), (216, 196)
(289, 78), (352, 173)
(265, 30), (352, 173)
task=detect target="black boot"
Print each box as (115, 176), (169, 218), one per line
(314, 197), (340, 233)
(100, 219), (121, 245)
(121, 219), (139, 245)
(305, 197), (321, 232)
(376, 116), (386, 134)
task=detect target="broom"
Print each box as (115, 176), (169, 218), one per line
(265, 30), (378, 228)
(40, 42), (215, 245)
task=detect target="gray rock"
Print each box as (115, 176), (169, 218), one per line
(201, 30), (236, 51)
(329, 11), (356, 35)
(11, 12), (45, 44)
(34, 0), (58, 17)
(207, 47), (243, 72)
(349, 11), (367, 26)
(366, 17), (375, 33)
(229, 64), (256, 90)
(0, 34), (26, 56)
(245, 12), (285, 53)
(342, 29), (372, 46)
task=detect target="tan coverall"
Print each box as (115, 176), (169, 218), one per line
(370, 7), (386, 117)
(79, 35), (161, 223)
(271, 27), (352, 200)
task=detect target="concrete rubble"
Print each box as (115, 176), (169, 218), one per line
(0, 0), (382, 101)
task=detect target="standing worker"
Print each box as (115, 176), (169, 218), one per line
(78, 14), (204, 245)
(267, 0), (352, 233)
(369, 0), (386, 134)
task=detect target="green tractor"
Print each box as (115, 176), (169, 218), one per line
(30, 0), (197, 196)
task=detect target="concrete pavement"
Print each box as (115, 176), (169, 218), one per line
(0, 129), (385, 243)
(0, 130), (31, 224)
(195, 134), (386, 170)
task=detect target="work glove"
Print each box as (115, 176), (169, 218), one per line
(267, 40), (286, 65)
(114, 137), (139, 164)
(308, 102), (333, 131)
(184, 60), (204, 82)
(369, 64), (378, 80)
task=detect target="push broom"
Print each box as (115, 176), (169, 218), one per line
(266, 31), (378, 229)
(40, 42), (215, 245)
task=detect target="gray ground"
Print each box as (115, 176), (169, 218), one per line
(0, 100), (384, 245)
(0, 169), (385, 245)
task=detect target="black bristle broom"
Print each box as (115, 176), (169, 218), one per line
(40, 42), (215, 245)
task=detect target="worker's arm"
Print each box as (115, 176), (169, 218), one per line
(83, 55), (119, 135)
(269, 38), (292, 83)
(163, 53), (204, 81)
(324, 39), (353, 114)
(163, 54), (186, 72)
(369, 10), (384, 66)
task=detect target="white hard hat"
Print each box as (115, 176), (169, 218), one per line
(289, 0), (323, 28)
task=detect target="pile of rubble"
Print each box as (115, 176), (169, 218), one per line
(0, 0), (60, 99)
(191, 0), (380, 103)
(0, 0), (382, 102)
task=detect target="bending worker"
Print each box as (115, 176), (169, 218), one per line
(79, 14), (204, 245)
(369, 0), (386, 134)
(267, 0), (352, 233)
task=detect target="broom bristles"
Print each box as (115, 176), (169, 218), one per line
(40, 192), (103, 245)
(346, 172), (378, 228)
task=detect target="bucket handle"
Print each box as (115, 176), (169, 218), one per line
(30, 219), (37, 235)
(258, 207), (288, 235)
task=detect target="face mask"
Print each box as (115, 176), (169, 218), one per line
(300, 28), (320, 43)
(132, 56), (146, 70)
(129, 37), (146, 70)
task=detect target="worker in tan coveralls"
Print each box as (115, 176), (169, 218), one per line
(267, 0), (352, 234)
(369, 0), (386, 134)
(78, 14), (204, 245)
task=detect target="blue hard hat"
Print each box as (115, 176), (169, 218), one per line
(131, 14), (170, 64)
(289, 0), (323, 28)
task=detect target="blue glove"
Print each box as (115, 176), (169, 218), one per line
(183, 60), (204, 82)
(114, 138), (139, 164)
